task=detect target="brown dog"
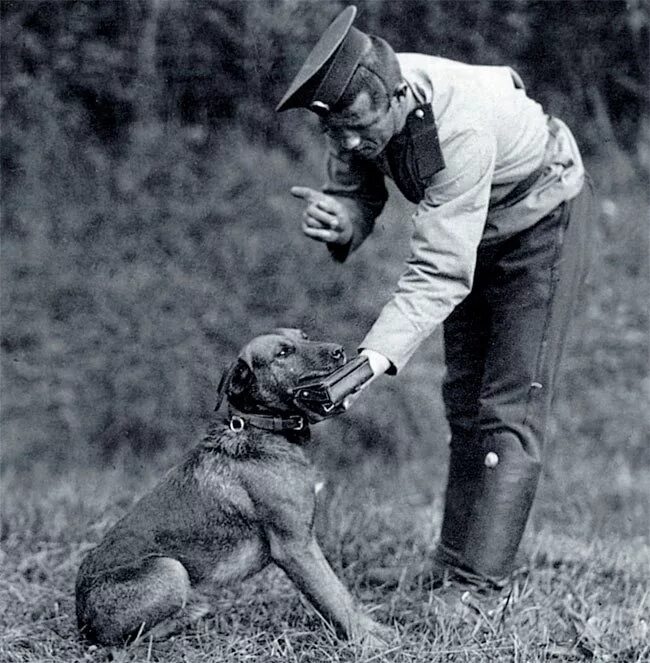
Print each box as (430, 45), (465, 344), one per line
(75, 329), (388, 647)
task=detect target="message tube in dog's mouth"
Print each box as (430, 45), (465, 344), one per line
(291, 356), (373, 417)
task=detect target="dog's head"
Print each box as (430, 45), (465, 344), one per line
(215, 328), (346, 416)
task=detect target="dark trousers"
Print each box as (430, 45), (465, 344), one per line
(438, 177), (595, 580)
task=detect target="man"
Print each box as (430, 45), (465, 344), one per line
(276, 6), (593, 591)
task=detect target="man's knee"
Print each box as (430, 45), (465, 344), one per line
(479, 429), (543, 471)
(478, 399), (543, 461)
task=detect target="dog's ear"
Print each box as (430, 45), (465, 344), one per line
(214, 358), (255, 411)
(272, 328), (309, 341)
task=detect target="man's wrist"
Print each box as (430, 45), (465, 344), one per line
(360, 349), (391, 376)
(327, 239), (353, 263)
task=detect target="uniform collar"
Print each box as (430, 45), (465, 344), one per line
(390, 85), (419, 137)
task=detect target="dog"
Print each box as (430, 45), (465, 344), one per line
(75, 328), (389, 648)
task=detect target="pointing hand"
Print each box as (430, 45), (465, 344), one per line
(291, 186), (353, 246)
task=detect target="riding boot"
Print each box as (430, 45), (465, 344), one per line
(434, 435), (482, 576)
(435, 430), (541, 587)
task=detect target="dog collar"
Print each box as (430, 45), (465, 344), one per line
(227, 408), (307, 434)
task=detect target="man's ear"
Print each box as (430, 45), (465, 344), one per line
(393, 81), (408, 100)
(214, 358), (255, 411)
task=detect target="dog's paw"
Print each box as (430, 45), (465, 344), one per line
(359, 629), (393, 654)
(144, 598), (213, 642)
(351, 617), (394, 652)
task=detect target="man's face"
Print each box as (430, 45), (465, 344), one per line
(319, 89), (397, 158)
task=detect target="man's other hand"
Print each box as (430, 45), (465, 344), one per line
(291, 186), (353, 246)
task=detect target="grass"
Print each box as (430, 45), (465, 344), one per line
(1, 449), (648, 663)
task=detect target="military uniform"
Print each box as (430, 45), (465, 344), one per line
(277, 7), (594, 585)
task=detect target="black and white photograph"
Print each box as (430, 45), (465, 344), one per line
(1, 1), (648, 661)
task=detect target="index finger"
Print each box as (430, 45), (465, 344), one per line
(293, 187), (342, 215)
(290, 186), (321, 203)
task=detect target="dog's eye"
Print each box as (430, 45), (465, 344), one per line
(276, 346), (295, 358)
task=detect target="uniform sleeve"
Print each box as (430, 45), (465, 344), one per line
(322, 141), (388, 262)
(360, 130), (497, 372)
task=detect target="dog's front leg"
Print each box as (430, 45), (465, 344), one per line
(269, 531), (388, 647)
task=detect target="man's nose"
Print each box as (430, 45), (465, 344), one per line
(341, 133), (361, 150)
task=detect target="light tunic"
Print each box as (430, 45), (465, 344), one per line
(323, 54), (585, 372)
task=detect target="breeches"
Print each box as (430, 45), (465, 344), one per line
(442, 177), (595, 459)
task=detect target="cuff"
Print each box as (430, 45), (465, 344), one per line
(359, 308), (431, 374)
(327, 240), (352, 263)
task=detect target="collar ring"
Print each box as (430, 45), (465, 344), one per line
(229, 416), (245, 432)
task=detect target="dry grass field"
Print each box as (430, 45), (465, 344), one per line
(1, 448), (648, 662)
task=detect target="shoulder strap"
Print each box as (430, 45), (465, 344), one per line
(408, 104), (446, 181)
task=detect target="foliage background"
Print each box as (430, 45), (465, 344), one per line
(0, 1), (649, 660)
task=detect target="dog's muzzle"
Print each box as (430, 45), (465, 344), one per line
(291, 355), (374, 420)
